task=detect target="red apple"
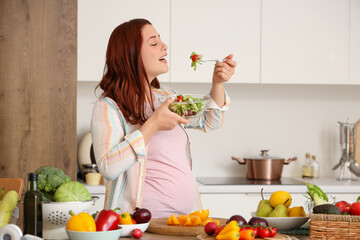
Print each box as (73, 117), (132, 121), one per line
(204, 222), (218, 235)
(349, 202), (360, 215)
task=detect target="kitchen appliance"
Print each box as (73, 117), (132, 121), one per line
(78, 131), (97, 179)
(232, 150), (297, 180)
(336, 121), (359, 181)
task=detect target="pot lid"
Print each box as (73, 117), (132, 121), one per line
(244, 149), (284, 160)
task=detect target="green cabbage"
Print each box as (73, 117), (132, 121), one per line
(54, 181), (92, 202)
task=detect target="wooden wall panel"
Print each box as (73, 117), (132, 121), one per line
(0, 0), (77, 186)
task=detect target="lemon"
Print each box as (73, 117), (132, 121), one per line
(269, 191), (292, 208)
(288, 206), (306, 217)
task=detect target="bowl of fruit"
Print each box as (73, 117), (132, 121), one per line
(158, 94), (210, 119)
(118, 207), (151, 237)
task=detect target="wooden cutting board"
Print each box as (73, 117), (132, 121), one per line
(196, 233), (292, 240)
(147, 218), (227, 236)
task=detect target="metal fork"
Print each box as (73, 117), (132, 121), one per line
(201, 59), (246, 63)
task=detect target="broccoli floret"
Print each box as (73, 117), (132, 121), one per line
(305, 183), (329, 206)
(35, 166), (71, 202)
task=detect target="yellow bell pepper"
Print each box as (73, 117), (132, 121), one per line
(66, 210), (96, 232)
(216, 229), (240, 240)
(219, 220), (240, 234)
(119, 212), (133, 225)
(166, 214), (180, 225)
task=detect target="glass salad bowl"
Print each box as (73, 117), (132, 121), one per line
(158, 94), (210, 119)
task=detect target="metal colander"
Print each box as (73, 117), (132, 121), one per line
(42, 196), (98, 239)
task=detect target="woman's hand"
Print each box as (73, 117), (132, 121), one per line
(151, 98), (190, 131)
(140, 98), (190, 144)
(212, 54), (237, 85)
(210, 54), (236, 107)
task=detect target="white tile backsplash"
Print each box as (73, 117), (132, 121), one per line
(77, 82), (360, 180)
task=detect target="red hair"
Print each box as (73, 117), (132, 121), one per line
(97, 18), (160, 125)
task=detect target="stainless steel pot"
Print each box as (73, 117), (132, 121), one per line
(232, 149), (297, 180)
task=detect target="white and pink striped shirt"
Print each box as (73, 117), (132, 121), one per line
(91, 86), (230, 216)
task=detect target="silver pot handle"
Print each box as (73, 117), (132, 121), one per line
(231, 156), (246, 164)
(284, 157), (297, 164)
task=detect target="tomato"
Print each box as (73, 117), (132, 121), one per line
(175, 95), (183, 102)
(270, 227), (277, 237)
(341, 201), (351, 208)
(192, 54), (198, 62)
(349, 202), (360, 215)
(259, 228), (271, 238)
(252, 227), (258, 237)
(131, 219), (137, 224)
(131, 229), (143, 239)
(239, 229), (255, 240)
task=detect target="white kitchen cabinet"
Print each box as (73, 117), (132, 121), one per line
(78, 0), (170, 82)
(350, 0), (360, 84)
(261, 0), (350, 84)
(170, 0), (261, 83)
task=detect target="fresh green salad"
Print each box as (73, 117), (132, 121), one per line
(168, 94), (208, 118)
(190, 52), (203, 71)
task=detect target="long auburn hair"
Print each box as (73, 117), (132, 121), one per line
(97, 18), (160, 125)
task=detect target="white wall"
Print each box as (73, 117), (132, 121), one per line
(77, 81), (360, 179)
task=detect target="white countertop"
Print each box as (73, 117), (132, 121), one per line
(84, 177), (360, 195)
(197, 177), (360, 194)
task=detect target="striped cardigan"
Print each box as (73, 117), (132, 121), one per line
(91, 86), (230, 213)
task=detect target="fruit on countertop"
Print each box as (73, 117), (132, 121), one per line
(268, 203), (288, 217)
(255, 188), (273, 217)
(132, 207), (152, 224)
(288, 206), (306, 217)
(269, 190), (292, 208)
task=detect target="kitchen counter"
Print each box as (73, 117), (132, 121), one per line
(197, 177), (360, 194)
(84, 177), (360, 195)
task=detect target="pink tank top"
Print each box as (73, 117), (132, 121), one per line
(141, 97), (197, 218)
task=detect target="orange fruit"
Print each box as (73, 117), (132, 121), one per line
(190, 209), (209, 221)
(189, 215), (201, 226)
(178, 215), (191, 226)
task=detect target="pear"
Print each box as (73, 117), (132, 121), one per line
(256, 188), (273, 217)
(268, 204), (288, 217)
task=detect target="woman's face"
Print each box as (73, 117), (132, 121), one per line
(141, 24), (168, 81)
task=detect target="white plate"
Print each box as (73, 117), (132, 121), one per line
(250, 212), (309, 231)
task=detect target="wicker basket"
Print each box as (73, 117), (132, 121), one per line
(309, 213), (360, 240)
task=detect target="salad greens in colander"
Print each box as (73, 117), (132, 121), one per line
(168, 94), (208, 118)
